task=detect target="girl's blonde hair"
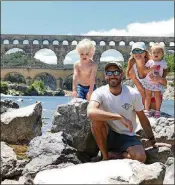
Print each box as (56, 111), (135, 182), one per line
(126, 50), (151, 79)
(150, 42), (166, 57)
(76, 39), (96, 58)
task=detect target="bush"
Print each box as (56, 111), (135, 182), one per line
(165, 54), (174, 72)
(27, 80), (46, 95)
(0, 81), (8, 94)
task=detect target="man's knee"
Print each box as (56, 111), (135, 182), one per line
(127, 145), (146, 163)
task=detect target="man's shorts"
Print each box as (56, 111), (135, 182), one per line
(107, 128), (142, 153)
(77, 84), (96, 99)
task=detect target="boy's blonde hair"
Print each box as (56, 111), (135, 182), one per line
(76, 39), (96, 58)
(151, 42), (166, 57)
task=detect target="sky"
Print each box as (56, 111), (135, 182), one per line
(2, 1), (174, 64)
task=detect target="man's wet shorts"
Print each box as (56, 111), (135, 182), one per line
(107, 127), (142, 153)
(77, 84), (96, 99)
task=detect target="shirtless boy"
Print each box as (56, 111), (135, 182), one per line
(72, 39), (97, 101)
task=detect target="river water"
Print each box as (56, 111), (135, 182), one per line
(1, 95), (174, 134)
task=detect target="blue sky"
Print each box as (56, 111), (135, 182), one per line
(2, 1), (174, 35)
(2, 1), (174, 64)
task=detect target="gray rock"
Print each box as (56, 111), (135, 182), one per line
(163, 163), (174, 184)
(1, 103), (42, 144)
(22, 132), (81, 176)
(1, 142), (29, 180)
(0, 99), (19, 114)
(51, 100), (98, 157)
(136, 116), (174, 145)
(145, 146), (173, 164)
(34, 159), (165, 184)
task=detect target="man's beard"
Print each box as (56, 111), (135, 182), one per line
(107, 78), (122, 87)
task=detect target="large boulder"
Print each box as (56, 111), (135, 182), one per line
(51, 99), (98, 157)
(1, 103), (42, 144)
(1, 142), (28, 180)
(22, 132), (82, 177)
(34, 159), (165, 184)
(136, 115), (174, 145)
(0, 99), (19, 114)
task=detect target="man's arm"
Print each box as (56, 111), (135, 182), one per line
(87, 101), (133, 131)
(136, 110), (156, 145)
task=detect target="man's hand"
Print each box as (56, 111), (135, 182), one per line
(120, 115), (133, 133)
(72, 90), (77, 98)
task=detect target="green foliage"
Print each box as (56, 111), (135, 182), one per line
(4, 72), (26, 84)
(0, 81), (8, 94)
(165, 54), (175, 72)
(28, 80), (46, 95)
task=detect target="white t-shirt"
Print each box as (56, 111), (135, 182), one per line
(90, 85), (144, 136)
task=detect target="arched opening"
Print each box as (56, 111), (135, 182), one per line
(119, 41), (125, 46)
(63, 73), (73, 90)
(71, 40), (78, 45)
(5, 48), (25, 55)
(3, 40), (9, 44)
(34, 48), (57, 64)
(100, 49), (124, 65)
(129, 41), (135, 46)
(62, 40), (69, 45)
(170, 42), (174, 46)
(33, 72), (57, 90)
(92, 40), (96, 46)
(4, 72), (26, 84)
(3, 49), (27, 67)
(63, 50), (79, 68)
(13, 40), (19, 44)
(149, 42), (155, 46)
(109, 41), (115, 46)
(43, 40), (49, 45)
(23, 40), (29, 44)
(100, 41), (106, 46)
(33, 40), (39, 45)
(53, 40), (59, 45)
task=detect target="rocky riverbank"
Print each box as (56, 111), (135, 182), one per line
(1, 99), (174, 184)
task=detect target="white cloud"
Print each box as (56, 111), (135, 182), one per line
(82, 17), (174, 37)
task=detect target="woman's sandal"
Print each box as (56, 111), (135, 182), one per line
(154, 111), (161, 119)
(144, 110), (151, 117)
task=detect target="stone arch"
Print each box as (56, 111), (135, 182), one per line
(109, 41), (115, 46)
(71, 40), (78, 45)
(33, 72), (57, 90)
(100, 49), (124, 65)
(4, 72), (26, 84)
(119, 41), (125, 46)
(53, 40), (59, 45)
(62, 40), (69, 45)
(5, 48), (25, 55)
(13, 40), (19, 44)
(3, 39), (9, 44)
(34, 48), (57, 64)
(43, 40), (49, 45)
(64, 49), (79, 67)
(33, 40), (39, 45)
(100, 41), (106, 46)
(23, 40), (29, 44)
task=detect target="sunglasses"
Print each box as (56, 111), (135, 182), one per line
(105, 70), (121, 76)
(132, 49), (145, 54)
